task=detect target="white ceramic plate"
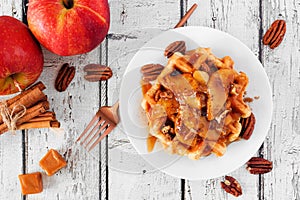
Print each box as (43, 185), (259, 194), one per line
(119, 26), (272, 180)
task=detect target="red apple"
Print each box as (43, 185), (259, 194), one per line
(27, 0), (110, 56)
(0, 16), (44, 95)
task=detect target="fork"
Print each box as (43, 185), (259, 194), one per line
(76, 101), (119, 151)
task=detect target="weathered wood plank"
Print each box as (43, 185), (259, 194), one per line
(0, 0), (22, 19)
(26, 48), (103, 200)
(99, 42), (108, 200)
(261, 0), (300, 199)
(106, 0), (182, 199)
(0, 133), (23, 200)
(0, 1), (25, 199)
(185, 0), (261, 199)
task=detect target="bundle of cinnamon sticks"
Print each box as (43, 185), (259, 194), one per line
(0, 82), (60, 135)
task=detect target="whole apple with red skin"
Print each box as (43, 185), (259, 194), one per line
(27, 0), (110, 56)
(0, 16), (44, 95)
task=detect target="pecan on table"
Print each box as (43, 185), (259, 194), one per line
(263, 19), (286, 49)
(221, 176), (242, 197)
(246, 157), (273, 174)
(84, 64), (113, 82)
(55, 63), (76, 92)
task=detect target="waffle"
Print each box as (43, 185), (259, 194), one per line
(141, 44), (253, 160)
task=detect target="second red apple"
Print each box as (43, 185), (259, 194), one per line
(27, 0), (110, 56)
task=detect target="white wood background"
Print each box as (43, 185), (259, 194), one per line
(0, 0), (299, 200)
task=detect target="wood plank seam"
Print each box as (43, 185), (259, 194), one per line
(21, 131), (27, 200)
(258, 0), (265, 200)
(99, 134), (103, 200)
(180, 1), (186, 199)
(210, 0), (217, 29)
(105, 37), (109, 200)
(99, 37), (109, 200)
(21, 1), (28, 200)
(21, 0), (28, 24)
(258, 0), (264, 64)
(99, 46), (104, 200)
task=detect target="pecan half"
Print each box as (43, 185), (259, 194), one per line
(221, 176), (242, 197)
(84, 64), (113, 82)
(141, 64), (164, 82)
(239, 112), (256, 140)
(246, 157), (273, 174)
(55, 63), (76, 92)
(164, 41), (186, 58)
(263, 19), (286, 49)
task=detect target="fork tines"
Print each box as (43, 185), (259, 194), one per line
(76, 111), (116, 152)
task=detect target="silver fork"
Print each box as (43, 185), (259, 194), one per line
(76, 101), (119, 151)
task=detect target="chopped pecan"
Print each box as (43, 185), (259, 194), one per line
(220, 176), (242, 197)
(246, 157), (273, 174)
(55, 63), (76, 92)
(164, 41), (186, 58)
(160, 90), (174, 99)
(161, 125), (172, 134)
(84, 64), (113, 82)
(199, 62), (211, 74)
(154, 90), (162, 102)
(153, 89), (174, 102)
(243, 97), (254, 103)
(239, 113), (256, 140)
(263, 19), (286, 49)
(141, 64), (164, 82)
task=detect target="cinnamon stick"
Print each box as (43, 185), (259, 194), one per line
(17, 101), (50, 125)
(0, 87), (46, 124)
(6, 82), (46, 106)
(50, 121), (60, 128)
(174, 3), (198, 28)
(0, 101), (49, 134)
(36, 111), (56, 118)
(28, 115), (56, 123)
(10, 87), (46, 110)
(28, 111), (56, 123)
(17, 120), (60, 130)
(0, 82), (61, 134)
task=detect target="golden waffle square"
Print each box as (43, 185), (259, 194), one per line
(141, 42), (253, 160)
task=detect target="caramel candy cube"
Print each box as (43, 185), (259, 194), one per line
(39, 149), (67, 176)
(18, 172), (43, 195)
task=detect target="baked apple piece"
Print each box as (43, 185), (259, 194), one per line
(207, 69), (235, 120)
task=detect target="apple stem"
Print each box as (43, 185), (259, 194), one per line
(62, 0), (74, 9)
(12, 78), (23, 92)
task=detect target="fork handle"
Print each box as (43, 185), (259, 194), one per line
(110, 101), (119, 124)
(111, 101), (119, 114)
